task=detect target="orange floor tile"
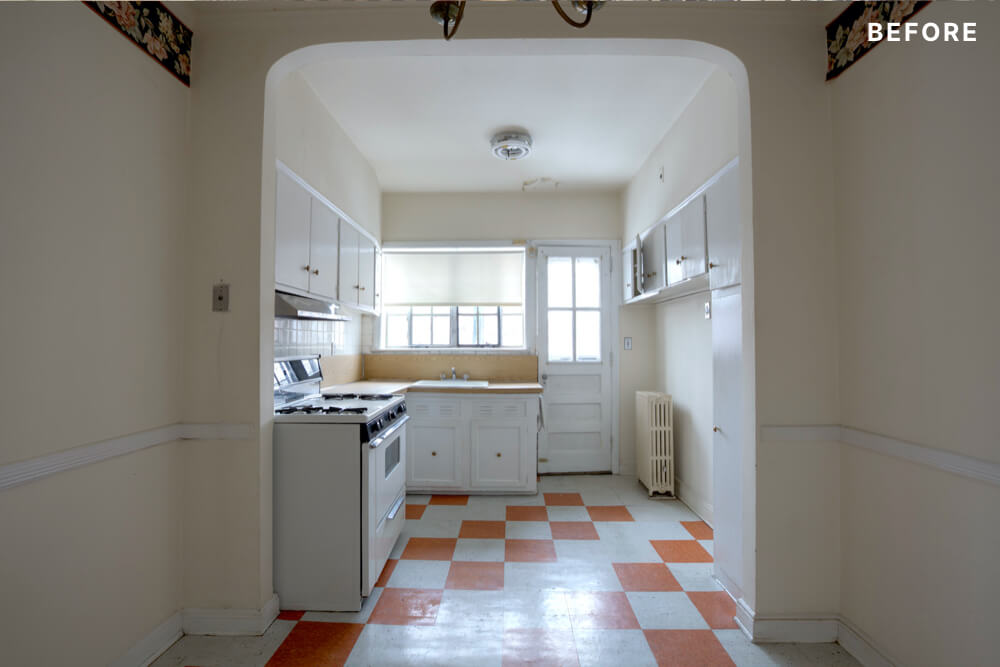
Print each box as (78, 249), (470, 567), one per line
(400, 537), (457, 561)
(428, 494), (469, 505)
(366, 588), (442, 626)
(506, 505), (549, 521)
(687, 591), (739, 629)
(264, 621), (363, 667)
(549, 521), (600, 540)
(505, 539), (558, 562)
(459, 520), (507, 539)
(681, 520), (714, 540)
(650, 540), (714, 563)
(445, 561), (505, 590)
(564, 591), (640, 629)
(612, 562), (683, 592)
(543, 492), (584, 506)
(586, 505), (635, 522)
(405, 504), (426, 519)
(643, 629), (737, 667)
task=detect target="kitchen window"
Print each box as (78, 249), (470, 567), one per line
(380, 247), (526, 349)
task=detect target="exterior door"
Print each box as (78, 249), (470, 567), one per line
(537, 245), (613, 473)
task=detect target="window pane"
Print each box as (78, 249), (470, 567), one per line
(547, 257), (573, 308)
(458, 315), (475, 345)
(480, 314), (498, 345)
(502, 314), (523, 347)
(502, 305), (522, 315)
(547, 310), (573, 362)
(432, 315), (450, 345)
(575, 257), (601, 308)
(575, 310), (601, 361)
(386, 314), (408, 348)
(412, 315), (431, 345)
(458, 306), (478, 315)
(432, 306), (451, 316)
(412, 306), (432, 315)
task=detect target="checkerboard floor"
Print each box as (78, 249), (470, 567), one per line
(153, 475), (860, 667)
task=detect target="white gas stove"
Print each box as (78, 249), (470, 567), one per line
(273, 355), (408, 612)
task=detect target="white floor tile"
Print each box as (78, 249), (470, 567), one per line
(505, 520), (552, 539)
(666, 563), (723, 591)
(504, 562), (623, 592)
(713, 629), (817, 667)
(573, 628), (658, 667)
(700, 539), (714, 555)
(434, 589), (505, 629)
(346, 624), (503, 667)
(503, 589), (573, 629)
(150, 619), (295, 667)
(546, 506), (591, 521)
(625, 591), (710, 630)
(386, 559), (451, 589)
(452, 538), (506, 562)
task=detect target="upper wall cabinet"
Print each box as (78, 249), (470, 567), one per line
(705, 164), (741, 290)
(639, 223), (667, 294)
(275, 164), (379, 313)
(665, 195), (707, 285)
(623, 242), (640, 302)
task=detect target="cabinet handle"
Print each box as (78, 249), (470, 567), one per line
(644, 271), (657, 278)
(353, 284), (360, 289)
(713, 426), (720, 433)
(304, 264), (311, 272)
(496, 452), (502, 458)
(312, 269), (319, 275)
(708, 262), (718, 269)
(359, 286), (366, 291)
(675, 256), (687, 265)
(431, 451), (437, 456)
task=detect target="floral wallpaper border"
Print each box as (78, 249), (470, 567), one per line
(84, 1), (192, 86)
(827, 1), (929, 81)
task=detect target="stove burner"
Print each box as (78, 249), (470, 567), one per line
(340, 407), (368, 415)
(325, 393), (359, 400)
(277, 404), (348, 415)
(359, 394), (394, 401)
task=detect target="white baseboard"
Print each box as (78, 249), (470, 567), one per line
(182, 594), (280, 636)
(674, 475), (714, 525)
(109, 611), (183, 667)
(735, 606), (896, 667)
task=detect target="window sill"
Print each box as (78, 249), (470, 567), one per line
(370, 347), (533, 356)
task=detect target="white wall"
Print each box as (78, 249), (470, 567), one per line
(276, 71), (381, 240)
(830, 2), (1000, 663)
(654, 295), (714, 523)
(619, 69), (737, 514)
(382, 190), (620, 242)
(0, 3), (192, 664)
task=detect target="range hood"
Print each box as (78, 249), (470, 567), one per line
(275, 291), (350, 321)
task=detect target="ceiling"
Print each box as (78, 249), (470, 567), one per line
(298, 55), (716, 193)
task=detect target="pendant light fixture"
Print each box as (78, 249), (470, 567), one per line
(430, 1), (607, 41)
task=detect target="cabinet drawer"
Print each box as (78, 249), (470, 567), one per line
(468, 400), (527, 420)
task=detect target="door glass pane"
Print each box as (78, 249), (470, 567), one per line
(575, 311), (601, 361)
(547, 257), (573, 308)
(547, 310), (573, 362)
(575, 257), (601, 308)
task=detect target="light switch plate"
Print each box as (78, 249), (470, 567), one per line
(213, 283), (230, 312)
(624, 337), (632, 351)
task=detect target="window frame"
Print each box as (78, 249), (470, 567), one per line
(382, 305), (525, 349)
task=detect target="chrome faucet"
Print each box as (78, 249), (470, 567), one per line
(451, 367), (457, 380)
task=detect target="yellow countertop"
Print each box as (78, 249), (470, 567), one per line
(321, 380), (544, 395)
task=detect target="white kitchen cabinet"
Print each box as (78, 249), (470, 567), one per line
(307, 197), (339, 300)
(665, 195), (707, 285)
(275, 169), (311, 291)
(639, 222), (667, 294)
(338, 221), (360, 305)
(623, 242), (639, 302)
(705, 163), (741, 290)
(358, 235), (376, 310)
(406, 394), (539, 494)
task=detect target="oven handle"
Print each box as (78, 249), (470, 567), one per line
(368, 414), (410, 449)
(386, 494), (406, 521)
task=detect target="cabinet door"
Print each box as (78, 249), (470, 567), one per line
(357, 235), (376, 311)
(640, 223), (666, 294)
(623, 244), (637, 301)
(407, 421), (464, 489)
(666, 196), (707, 284)
(307, 198), (339, 300)
(706, 165), (741, 290)
(274, 170), (311, 291)
(469, 420), (527, 489)
(338, 221), (360, 306)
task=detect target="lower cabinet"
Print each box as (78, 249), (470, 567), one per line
(406, 394), (539, 494)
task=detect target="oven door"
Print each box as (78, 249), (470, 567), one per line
(364, 415), (408, 595)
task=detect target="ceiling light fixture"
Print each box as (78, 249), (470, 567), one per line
(430, 1), (606, 41)
(491, 132), (533, 161)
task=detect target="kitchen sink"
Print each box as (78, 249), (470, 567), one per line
(413, 379), (489, 388)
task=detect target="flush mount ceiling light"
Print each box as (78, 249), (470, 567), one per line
(491, 132), (533, 161)
(430, 1), (607, 41)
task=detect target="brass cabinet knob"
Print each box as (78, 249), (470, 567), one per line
(675, 255), (687, 265)
(312, 269), (319, 275)
(713, 426), (720, 432)
(304, 264), (311, 272)
(708, 262), (718, 269)
(431, 451), (437, 456)
(496, 452), (502, 458)
(359, 286), (367, 291)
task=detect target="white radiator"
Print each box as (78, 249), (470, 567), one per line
(635, 391), (674, 497)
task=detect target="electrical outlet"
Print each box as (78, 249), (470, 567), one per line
(213, 283), (230, 312)
(624, 337), (633, 351)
